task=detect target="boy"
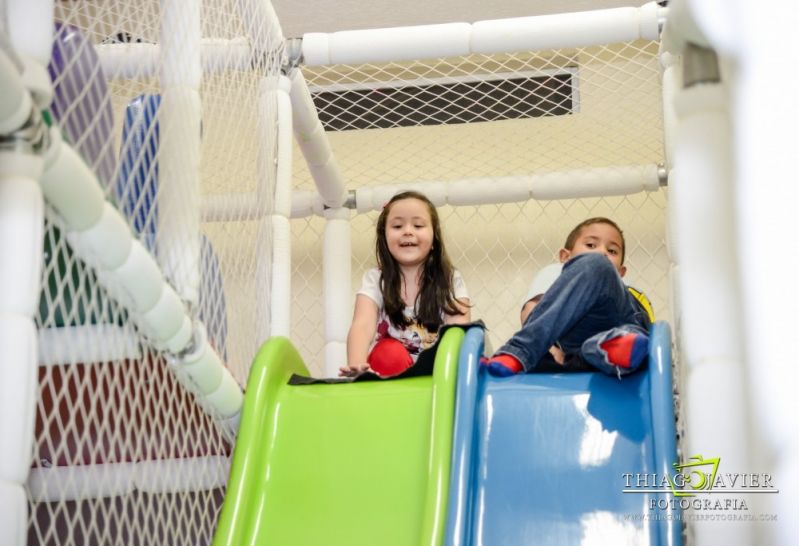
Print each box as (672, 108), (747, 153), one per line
(483, 217), (653, 377)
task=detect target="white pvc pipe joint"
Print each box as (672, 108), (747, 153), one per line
(140, 285), (187, 346)
(112, 241), (167, 313)
(179, 329), (225, 395)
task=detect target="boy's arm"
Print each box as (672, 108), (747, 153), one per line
(520, 294), (542, 324)
(520, 263), (562, 323)
(341, 294), (379, 376)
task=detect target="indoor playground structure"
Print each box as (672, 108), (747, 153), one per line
(0, 1), (794, 545)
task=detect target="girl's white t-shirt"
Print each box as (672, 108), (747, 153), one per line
(357, 268), (469, 360)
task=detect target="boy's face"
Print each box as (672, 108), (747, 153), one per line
(559, 222), (626, 277)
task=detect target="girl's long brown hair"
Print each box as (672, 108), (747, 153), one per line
(375, 191), (464, 331)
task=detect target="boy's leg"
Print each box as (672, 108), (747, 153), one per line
(581, 326), (649, 376)
(491, 253), (638, 372)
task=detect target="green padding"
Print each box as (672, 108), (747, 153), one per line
(213, 328), (464, 546)
(39, 223), (111, 327)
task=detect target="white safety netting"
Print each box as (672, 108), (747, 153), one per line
(292, 43), (669, 374)
(28, 0), (282, 544)
(23, 2), (669, 544)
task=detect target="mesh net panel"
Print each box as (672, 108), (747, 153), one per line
(30, 1), (281, 544)
(293, 43), (668, 373)
(27, 3), (668, 544)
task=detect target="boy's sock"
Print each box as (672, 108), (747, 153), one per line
(600, 333), (648, 370)
(480, 354), (523, 377)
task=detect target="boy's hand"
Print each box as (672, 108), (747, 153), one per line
(338, 363), (371, 377)
(549, 346), (566, 365)
(480, 354), (523, 377)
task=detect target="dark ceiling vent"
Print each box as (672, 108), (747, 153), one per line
(311, 70), (577, 131)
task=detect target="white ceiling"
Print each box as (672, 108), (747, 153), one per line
(270, 0), (650, 38)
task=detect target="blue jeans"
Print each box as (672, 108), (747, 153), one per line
(497, 253), (650, 375)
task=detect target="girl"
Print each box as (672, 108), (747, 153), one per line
(339, 191), (471, 377)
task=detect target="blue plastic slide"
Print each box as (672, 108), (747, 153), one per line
(446, 322), (681, 546)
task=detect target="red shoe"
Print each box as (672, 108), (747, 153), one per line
(480, 354), (523, 377)
(600, 333), (648, 370)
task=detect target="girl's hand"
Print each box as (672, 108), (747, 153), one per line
(338, 363), (371, 377)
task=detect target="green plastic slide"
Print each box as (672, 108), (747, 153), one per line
(213, 327), (465, 546)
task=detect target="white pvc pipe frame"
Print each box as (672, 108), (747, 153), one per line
(1, 1), (52, 543)
(39, 120), (243, 429)
(93, 3), (665, 73)
(303, 1), (665, 375)
(268, 76), (294, 338)
(122, 2), (658, 374)
(4, 2), (667, 411)
(26, 456), (230, 502)
(302, 2), (665, 66)
(157, 0), (202, 305)
(0, 0), (672, 518)
(663, 2), (793, 545)
(98, 1), (668, 218)
(664, 3), (754, 546)
(94, 3), (666, 76)
(224, 2), (664, 375)
(1, 31), (241, 545)
(201, 165), (663, 222)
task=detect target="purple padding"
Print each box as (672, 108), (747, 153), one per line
(48, 23), (116, 187)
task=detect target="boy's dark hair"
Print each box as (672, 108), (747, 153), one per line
(376, 190), (463, 331)
(564, 217), (627, 264)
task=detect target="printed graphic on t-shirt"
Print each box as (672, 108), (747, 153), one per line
(375, 308), (436, 360)
(357, 267), (469, 362)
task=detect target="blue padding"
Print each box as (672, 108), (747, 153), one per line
(116, 94), (161, 243)
(446, 321), (680, 546)
(114, 94), (228, 359)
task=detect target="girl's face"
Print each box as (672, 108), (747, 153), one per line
(384, 198), (434, 269)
